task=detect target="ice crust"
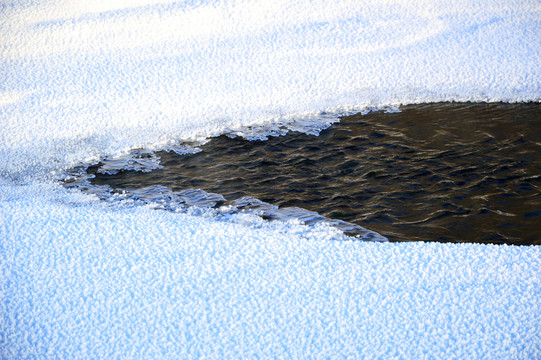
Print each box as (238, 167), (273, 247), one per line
(64, 177), (389, 241)
(1, 0), (541, 358)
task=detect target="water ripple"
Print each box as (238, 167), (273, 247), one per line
(71, 102), (541, 245)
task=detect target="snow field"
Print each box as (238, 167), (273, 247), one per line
(1, 184), (540, 359)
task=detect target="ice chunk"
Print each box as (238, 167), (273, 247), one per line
(177, 188), (226, 208)
(97, 150), (163, 175)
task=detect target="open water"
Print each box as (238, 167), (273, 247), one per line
(86, 102), (541, 245)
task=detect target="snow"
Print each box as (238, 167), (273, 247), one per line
(2, 184), (540, 359)
(1, 0), (540, 358)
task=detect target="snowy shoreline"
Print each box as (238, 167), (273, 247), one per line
(2, 181), (540, 359)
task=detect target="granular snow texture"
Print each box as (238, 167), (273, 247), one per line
(1, 0), (540, 358)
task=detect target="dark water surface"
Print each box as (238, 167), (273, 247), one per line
(89, 102), (541, 245)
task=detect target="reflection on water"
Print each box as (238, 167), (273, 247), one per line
(89, 102), (541, 245)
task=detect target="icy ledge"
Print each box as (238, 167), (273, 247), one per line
(62, 167), (388, 243)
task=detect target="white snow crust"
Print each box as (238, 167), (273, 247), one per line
(1, 0), (540, 358)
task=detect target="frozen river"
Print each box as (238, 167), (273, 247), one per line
(1, 1), (540, 358)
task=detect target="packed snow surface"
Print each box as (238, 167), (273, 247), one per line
(1, 0), (540, 358)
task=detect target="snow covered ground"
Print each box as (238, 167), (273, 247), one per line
(1, 0), (540, 358)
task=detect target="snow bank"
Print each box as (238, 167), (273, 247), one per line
(1, 0), (540, 358)
(1, 184), (540, 359)
(1, 0), (539, 180)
